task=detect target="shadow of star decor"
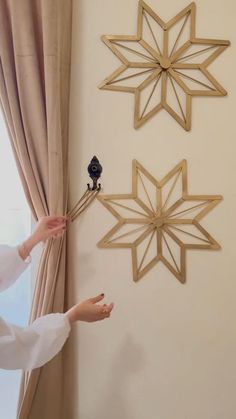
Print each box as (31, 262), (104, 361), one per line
(97, 160), (222, 283)
(99, 1), (230, 131)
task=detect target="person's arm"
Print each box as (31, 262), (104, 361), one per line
(17, 215), (67, 261)
(0, 294), (114, 371)
(0, 216), (66, 292)
(0, 245), (31, 292)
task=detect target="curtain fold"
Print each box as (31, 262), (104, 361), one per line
(0, 1), (73, 417)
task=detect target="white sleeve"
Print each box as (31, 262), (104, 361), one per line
(0, 245), (30, 292)
(0, 313), (71, 370)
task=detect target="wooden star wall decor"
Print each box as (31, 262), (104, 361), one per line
(99, 1), (230, 131)
(97, 160), (222, 283)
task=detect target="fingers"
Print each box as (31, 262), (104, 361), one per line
(89, 293), (105, 304)
(39, 216), (67, 229)
(52, 230), (65, 239)
(50, 224), (67, 235)
(101, 302), (114, 318)
(102, 302), (114, 313)
(48, 220), (67, 230)
(43, 216), (68, 230)
(45, 215), (67, 222)
(79, 294), (114, 322)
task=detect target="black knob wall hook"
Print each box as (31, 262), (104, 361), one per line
(87, 156), (103, 191)
(67, 156), (103, 222)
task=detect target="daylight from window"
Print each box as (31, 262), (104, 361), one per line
(0, 112), (31, 419)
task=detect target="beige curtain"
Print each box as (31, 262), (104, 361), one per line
(0, 1), (72, 418)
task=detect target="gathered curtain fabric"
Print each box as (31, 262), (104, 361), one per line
(0, 0), (72, 418)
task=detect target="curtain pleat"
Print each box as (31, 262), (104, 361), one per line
(0, 1), (73, 417)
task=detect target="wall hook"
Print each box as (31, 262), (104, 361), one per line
(67, 156), (102, 222)
(87, 156), (102, 191)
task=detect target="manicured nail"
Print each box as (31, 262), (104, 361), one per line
(101, 293), (104, 297)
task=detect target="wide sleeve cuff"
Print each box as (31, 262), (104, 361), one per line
(0, 313), (71, 370)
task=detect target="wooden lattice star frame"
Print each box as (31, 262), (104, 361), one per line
(99, 1), (230, 130)
(97, 160), (222, 283)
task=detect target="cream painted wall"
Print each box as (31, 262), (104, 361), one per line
(64, 1), (236, 418)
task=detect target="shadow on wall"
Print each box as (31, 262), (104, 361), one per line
(96, 335), (146, 419)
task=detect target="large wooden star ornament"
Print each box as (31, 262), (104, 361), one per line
(97, 160), (222, 283)
(99, 1), (230, 130)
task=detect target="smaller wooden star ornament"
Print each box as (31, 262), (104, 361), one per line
(97, 160), (222, 283)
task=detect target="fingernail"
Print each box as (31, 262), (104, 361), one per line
(101, 293), (104, 297)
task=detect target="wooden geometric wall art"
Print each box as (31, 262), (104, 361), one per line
(99, 1), (230, 131)
(97, 160), (222, 283)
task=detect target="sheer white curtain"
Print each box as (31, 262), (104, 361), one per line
(0, 112), (31, 419)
